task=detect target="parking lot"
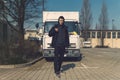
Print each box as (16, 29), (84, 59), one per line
(0, 48), (120, 80)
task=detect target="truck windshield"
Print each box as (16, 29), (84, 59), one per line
(44, 21), (80, 35)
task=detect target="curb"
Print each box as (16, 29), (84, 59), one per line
(0, 56), (43, 69)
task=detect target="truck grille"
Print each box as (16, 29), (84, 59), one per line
(47, 43), (76, 48)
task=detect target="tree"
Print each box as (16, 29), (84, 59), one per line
(0, 0), (43, 46)
(99, 1), (108, 30)
(0, 0), (44, 63)
(81, 0), (92, 41)
(99, 1), (109, 47)
(0, 1), (3, 21)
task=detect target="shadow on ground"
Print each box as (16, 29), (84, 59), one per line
(61, 63), (75, 72)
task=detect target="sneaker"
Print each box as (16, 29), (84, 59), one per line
(56, 73), (61, 78)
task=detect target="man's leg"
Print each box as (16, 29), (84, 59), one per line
(54, 46), (60, 74)
(58, 46), (65, 72)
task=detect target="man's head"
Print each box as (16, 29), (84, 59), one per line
(58, 16), (65, 25)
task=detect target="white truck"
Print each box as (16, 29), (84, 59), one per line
(42, 11), (81, 59)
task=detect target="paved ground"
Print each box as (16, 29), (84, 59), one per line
(0, 48), (120, 80)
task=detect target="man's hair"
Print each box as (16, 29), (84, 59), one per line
(58, 16), (65, 21)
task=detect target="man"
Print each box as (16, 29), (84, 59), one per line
(49, 16), (70, 78)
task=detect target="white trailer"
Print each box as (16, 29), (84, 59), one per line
(42, 11), (81, 59)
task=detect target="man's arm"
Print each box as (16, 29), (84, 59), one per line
(49, 26), (58, 37)
(66, 27), (70, 47)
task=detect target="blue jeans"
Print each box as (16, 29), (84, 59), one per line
(54, 46), (65, 74)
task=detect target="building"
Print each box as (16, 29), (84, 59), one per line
(24, 29), (43, 40)
(81, 30), (120, 48)
(24, 28), (120, 48)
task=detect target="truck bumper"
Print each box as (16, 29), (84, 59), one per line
(43, 49), (81, 58)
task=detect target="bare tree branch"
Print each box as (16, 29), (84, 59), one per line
(99, 1), (109, 30)
(2, 14), (19, 32)
(81, 0), (92, 41)
(1, 0), (44, 42)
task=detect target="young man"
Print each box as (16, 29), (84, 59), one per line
(49, 16), (70, 78)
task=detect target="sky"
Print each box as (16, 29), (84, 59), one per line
(44, 0), (120, 30)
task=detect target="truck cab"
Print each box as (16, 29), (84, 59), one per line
(42, 11), (81, 59)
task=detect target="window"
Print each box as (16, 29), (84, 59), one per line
(92, 32), (95, 38)
(117, 32), (120, 38)
(44, 21), (80, 35)
(102, 32), (106, 38)
(97, 32), (101, 38)
(107, 32), (111, 38)
(112, 32), (116, 38)
(87, 32), (90, 38)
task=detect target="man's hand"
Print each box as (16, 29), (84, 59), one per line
(55, 28), (58, 32)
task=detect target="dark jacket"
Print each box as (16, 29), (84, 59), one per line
(49, 24), (70, 48)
